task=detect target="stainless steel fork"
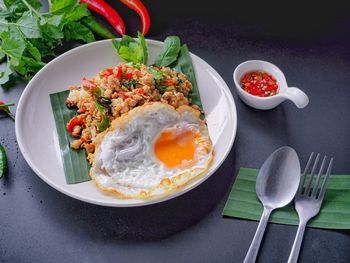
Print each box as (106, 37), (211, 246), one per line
(287, 153), (333, 263)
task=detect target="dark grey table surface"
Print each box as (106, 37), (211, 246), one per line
(1, 1), (350, 262)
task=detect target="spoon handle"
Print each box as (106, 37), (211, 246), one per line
(243, 207), (272, 263)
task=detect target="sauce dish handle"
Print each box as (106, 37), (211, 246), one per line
(283, 87), (309, 109)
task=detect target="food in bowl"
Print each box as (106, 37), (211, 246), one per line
(65, 62), (200, 163)
(240, 70), (278, 97)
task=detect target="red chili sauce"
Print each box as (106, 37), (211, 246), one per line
(240, 71), (278, 97)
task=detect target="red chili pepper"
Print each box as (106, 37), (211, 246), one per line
(77, 107), (87, 113)
(80, 0), (126, 35)
(117, 92), (129, 100)
(240, 71), (278, 97)
(125, 72), (133, 80)
(115, 66), (123, 79)
(119, 0), (150, 35)
(65, 98), (77, 107)
(67, 117), (86, 134)
(134, 70), (141, 77)
(99, 68), (114, 77)
(137, 88), (144, 94)
(162, 78), (177, 86)
(82, 77), (97, 92)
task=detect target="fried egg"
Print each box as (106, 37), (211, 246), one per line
(90, 102), (213, 199)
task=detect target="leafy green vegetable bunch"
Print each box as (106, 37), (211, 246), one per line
(0, 0), (102, 85)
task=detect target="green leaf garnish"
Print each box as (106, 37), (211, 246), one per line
(63, 21), (95, 43)
(112, 33), (148, 64)
(154, 36), (181, 67)
(95, 100), (109, 132)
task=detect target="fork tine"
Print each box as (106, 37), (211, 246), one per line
(318, 158), (333, 200)
(304, 153), (320, 196)
(311, 156), (327, 198)
(298, 152), (314, 194)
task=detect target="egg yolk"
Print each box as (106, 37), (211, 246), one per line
(154, 128), (199, 168)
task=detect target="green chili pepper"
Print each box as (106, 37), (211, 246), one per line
(81, 16), (116, 39)
(95, 101), (109, 132)
(0, 144), (7, 178)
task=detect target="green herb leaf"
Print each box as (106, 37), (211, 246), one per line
(176, 44), (203, 109)
(50, 0), (78, 15)
(154, 36), (181, 67)
(61, 3), (89, 27)
(42, 23), (64, 39)
(0, 17), (9, 33)
(26, 41), (41, 61)
(16, 11), (41, 38)
(23, 0), (42, 10)
(63, 21), (95, 43)
(137, 31), (148, 64)
(157, 86), (169, 94)
(0, 61), (12, 84)
(96, 96), (112, 108)
(4, 0), (41, 11)
(95, 100), (109, 131)
(122, 79), (140, 88)
(148, 67), (164, 80)
(43, 13), (63, 27)
(0, 50), (5, 61)
(112, 35), (146, 64)
(1, 29), (26, 59)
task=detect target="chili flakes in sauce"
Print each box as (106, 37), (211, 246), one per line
(240, 71), (278, 97)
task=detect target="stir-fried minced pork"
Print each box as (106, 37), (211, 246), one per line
(65, 62), (199, 162)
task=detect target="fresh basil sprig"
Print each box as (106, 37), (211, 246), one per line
(112, 32), (148, 64)
(154, 36), (181, 67)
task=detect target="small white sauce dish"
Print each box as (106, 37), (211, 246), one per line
(233, 60), (309, 110)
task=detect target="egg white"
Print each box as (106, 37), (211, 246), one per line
(90, 102), (213, 199)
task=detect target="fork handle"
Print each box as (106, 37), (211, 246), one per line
(243, 207), (272, 263)
(287, 220), (307, 263)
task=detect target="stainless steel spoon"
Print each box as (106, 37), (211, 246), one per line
(243, 146), (301, 263)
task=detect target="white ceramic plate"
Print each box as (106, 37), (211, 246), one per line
(15, 39), (237, 207)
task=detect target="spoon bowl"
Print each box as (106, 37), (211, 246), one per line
(257, 146), (301, 209)
(244, 146), (301, 263)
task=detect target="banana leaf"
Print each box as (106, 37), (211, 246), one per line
(50, 90), (91, 184)
(176, 44), (203, 110)
(223, 167), (350, 229)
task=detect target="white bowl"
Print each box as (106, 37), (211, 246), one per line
(233, 60), (309, 110)
(15, 39), (237, 207)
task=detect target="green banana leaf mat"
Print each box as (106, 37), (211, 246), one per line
(223, 168), (350, 229)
